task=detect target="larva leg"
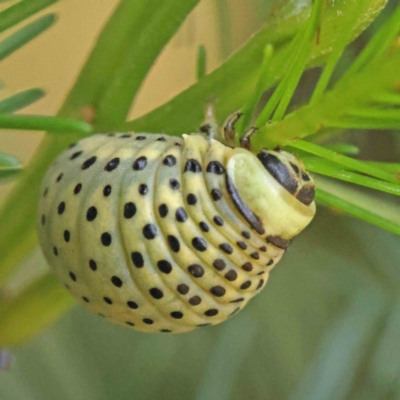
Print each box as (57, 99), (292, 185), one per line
(239, 126), (258, 150)
(199, 104), (220, 141)
(223, 112), (242, 147)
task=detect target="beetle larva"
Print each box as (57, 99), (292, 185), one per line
(37, 113), (316, 333)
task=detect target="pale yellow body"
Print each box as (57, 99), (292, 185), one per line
(37, 132), (315, 333)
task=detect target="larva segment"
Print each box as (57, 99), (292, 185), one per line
(38, 131), (316, 334)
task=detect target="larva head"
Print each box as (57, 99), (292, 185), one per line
(225, 147), (316, 243)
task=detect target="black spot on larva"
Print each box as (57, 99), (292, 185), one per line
(69, 143), (77, 148)
(297, 185), (315, 206)
(104, 157), (120, 172)
(187, 193), (197, 205)
(250, 252), (259, 260)
(143, 318), (154, 325)
(157, 260), (172, 274)
(131, 252), (144, 268)
(53, 246), (58, 256)
(197, 323), (211, 327)
(219, 243), (233, 254)
(266, 235), (291, 249)
(133, 156), (147, 170)
(167, 235), (180, 252)
(192, 237), (207, 252)
(70, 151), (82, 160)
(41, 215), (45, 225)
(177, 284), (189, 295)
(240, 281), (252, 290)
(259, 245), (267, 252)
(89, 259), (97, 271)
(43, 188), (48, 197)
(143, 224), (157, 239)
(104, 297), (113, 305)
(258, 271), (265, 276)
(150, 288), (164, 299)
(86, 206), (97, 221)
(127, 300), (138, 309)
(242, 262), (253, 272)
(205, 309), (218, 317)
(199, 222), (209, 232)
(159, 204), (168, 217)
(135, 135), (146, 140)
(267, 259), (274, 266)
(206, 161), (225, 175)
(226, 175), (265, 235)
(225, 270), (237, 281)
(236, 241), (247, 250)
(101, 232), (112, 246)
(103, 185), (112, 196)
(69, 272), (76, 281)
(210, 188), (222, 201)
(160, 329), (172, 332)
(124, 202), (136, 219)
(138, 183), (148, 195)
(257, 279), (264, 289)
(74, 183), (82, 194)
(111, 276), (123, 288)
(169, 179), (180, 190)
(184, 159), (202, 173)
(302, 172), (311, 181)
(242, 231), (250, 239)
(121, 134), (131, 138)
(64, 230), (70, 242)
(82, 296), (89, 303)
(56, 173), (63, 182)
(175, 142), (181, 146)
(189, 296), (201, 306)
(176, 207), (188, 222)
(188, 264), (204, 278)
(213, 216), (224, 226)
(126, 322), (135, 326)
(210, 286), (226, 297)
(156, 137), (166, 142)
(163, 155), (176, 166)
(171, 311), (183, 319)
(230, 298), (245, 303)
(213, 259), (226, 271)
(257, 152), (298, 195)
(82, 156), (97, 170)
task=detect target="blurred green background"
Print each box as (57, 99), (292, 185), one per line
(1, 1), (400, 399)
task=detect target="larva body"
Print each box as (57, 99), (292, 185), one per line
(38, 131), (316, 333)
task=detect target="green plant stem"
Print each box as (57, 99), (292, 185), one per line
(0, 273), (74, 347)
(196, 45), (207, 81)
(306, 159), (400, 197)
(0, 88), (45, 113)
(0, 0), (58, 34)
(94, 0), (200, 128)
(0, 14), (56, 61)
(316, 189), (400, 236)
(289, 140), (399, 184)
(0, 114), (92, 134)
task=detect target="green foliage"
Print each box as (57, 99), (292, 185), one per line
(1, 2), (400, 398)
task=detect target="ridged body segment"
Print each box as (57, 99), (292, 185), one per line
(37, 132), (307, 333)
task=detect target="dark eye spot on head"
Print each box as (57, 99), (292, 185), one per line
(296, 185), (315, 206)
(302, 172), (310, 181)
(257, 152), (298, 195)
